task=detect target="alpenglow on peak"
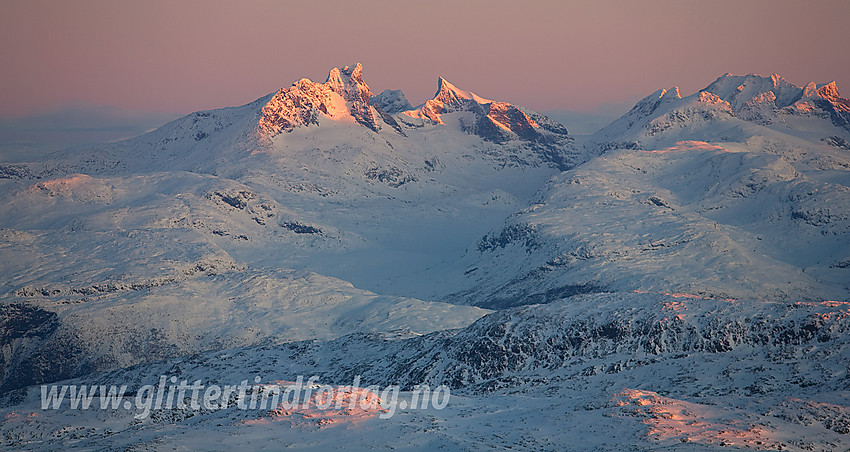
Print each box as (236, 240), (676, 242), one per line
(257, 62), (383, 135)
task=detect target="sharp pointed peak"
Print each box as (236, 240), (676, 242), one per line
(817, 81), (841, 98)
(432, 77), (492, 105)
(638, 86), (680, 104)
(324, 67), (344, 89)
(662, 86), (682, 100)
(435, 76), (461, 97)
(646, 88), (668, 99)
(341, 63), (364, 80)
(324, 63), (366, 85)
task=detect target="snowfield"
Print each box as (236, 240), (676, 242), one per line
(1, 67), (849, 450)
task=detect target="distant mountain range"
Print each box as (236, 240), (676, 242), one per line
(1, 65), (848, 450)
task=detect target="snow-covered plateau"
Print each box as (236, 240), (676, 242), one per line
(1, 65), (848, 450)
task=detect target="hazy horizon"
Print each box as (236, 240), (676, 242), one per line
(2, 0), (849, 120)
(0, 97), (635, 157)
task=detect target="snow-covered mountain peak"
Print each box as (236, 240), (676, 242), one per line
(702, 73), (850, 129)
(398, 77), (573, 153)
(817, 80), (840, 99)
(257, 62), (383, 136)
(402, 77), (492, 125)
(702, 73), (801, 110)
(630, 86), (681, 108)
(700, 73), (849, 116)
(591, 86), (684, 137)
(816, 81), (850, 112)
(662, 86), (682, 100)
(595, 72), (850, 143)
(324, 63), (371, 99)
(635, 86), (681, 108)
(247, 67), (577, 159)
(432, 77), (493, 106)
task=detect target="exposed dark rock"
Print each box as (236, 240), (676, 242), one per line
(477, 223), (539, 252)
(209, 190), (255, 210)
(280, 221), (321, 234)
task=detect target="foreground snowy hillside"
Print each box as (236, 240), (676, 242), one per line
(3, 292), (848, 450)
(1, 67), (848, 450)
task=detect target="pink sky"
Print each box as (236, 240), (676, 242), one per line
(1, 0), (849, 118)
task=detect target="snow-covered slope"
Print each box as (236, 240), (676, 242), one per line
(443, 74), (850, 308)
(0, 63), (583, 392)
(3, 292), (848, 450)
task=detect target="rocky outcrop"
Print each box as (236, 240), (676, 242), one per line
(257, 63), (385, 135)
(372, 89), (412, 114)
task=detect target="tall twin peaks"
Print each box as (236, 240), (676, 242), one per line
(256, 62), (567, 144)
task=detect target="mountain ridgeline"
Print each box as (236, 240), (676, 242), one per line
(1, 65), (849, 450)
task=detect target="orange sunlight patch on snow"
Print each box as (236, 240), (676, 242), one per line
(633, 290), (735, 304)
(3, 411), (38, 421)
(487, 102), (538, 132)
(643, 140), (730, 154)
(794, 300), (850, 320)
(33, 174), (94, 193)
(661, 301), (688, 312)
(29, 173), (113, 203)
(243, 380), (387, 428)
(611, 389), (781, 449)
(793, 100), (818, 113)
